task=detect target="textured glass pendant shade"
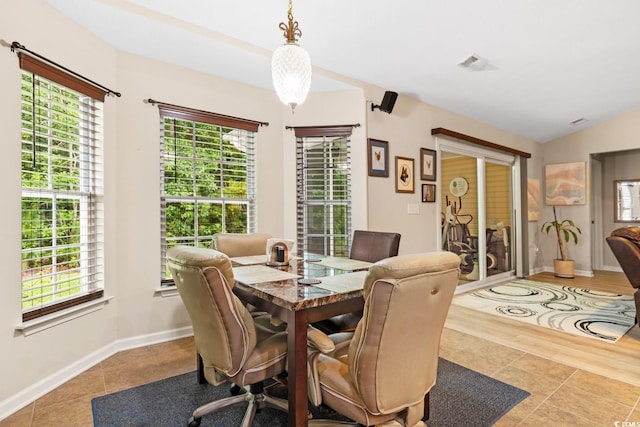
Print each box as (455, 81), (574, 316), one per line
(272, 0), (312, 111)
(272, 42), (311, 110)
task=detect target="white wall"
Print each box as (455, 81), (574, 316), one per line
(1, 0), (545, 420)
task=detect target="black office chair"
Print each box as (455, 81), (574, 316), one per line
(312, 230), (401, 334)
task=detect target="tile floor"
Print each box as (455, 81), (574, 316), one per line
(0, 338), (196, 427)
(2, 329), (640, 426)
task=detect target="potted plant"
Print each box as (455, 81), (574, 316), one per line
(541, 206), (582, 278)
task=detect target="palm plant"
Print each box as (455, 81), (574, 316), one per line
(541, 206), (582, 261)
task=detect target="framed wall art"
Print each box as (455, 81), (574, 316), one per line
(367, 138), (389, 177)
(395, 156), (415, 193)
(420, 148), (436, 181)
(527, 178), (541, 221)
(422, 184), (436, 202)
(544, 162), (586, 205)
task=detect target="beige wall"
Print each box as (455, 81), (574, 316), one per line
(365, 95), (540, 256)
(0, 0), (120, 415)
(542, 108), (640, 274)
(1, 0), (544, 419)
(601, 151), (640, 268)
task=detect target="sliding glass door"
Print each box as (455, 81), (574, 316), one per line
(439, 142), (516, 288)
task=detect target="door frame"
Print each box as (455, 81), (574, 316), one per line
(436, 137), (524, 292)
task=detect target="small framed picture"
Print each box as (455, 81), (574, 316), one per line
(367, 139), (389, 177)
(420, 148), (437, 181)
(422, 184), (436, 203)
(395, 156), (414, 193)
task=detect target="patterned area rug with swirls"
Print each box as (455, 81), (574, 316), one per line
(454, 279), (637, 343)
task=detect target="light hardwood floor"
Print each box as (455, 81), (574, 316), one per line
(443, 270), (640, 426)
(1, 270), (639, 426)
(447, 271), (640, 387)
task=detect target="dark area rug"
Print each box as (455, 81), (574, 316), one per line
(92, 358), (529, 426)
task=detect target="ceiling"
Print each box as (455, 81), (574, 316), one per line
(44, 0), (640, 143)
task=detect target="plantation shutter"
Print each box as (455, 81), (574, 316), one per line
(157, 103), (259, 282)
(294, 125), (353, 257)
(20, 55), (105, 321)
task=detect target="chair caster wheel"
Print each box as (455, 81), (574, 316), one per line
(187, 416), (201, 427)
(229, 383), (242, 395)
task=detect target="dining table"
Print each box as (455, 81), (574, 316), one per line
(228, 254), (372, 427)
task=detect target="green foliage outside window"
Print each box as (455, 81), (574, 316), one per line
(161, 117), (255, 279)
(20, 72), (101, 311)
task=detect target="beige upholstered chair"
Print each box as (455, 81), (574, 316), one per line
(212, 232), (283, 325)
(167, 245), (288, 427)
(307, 251), (460, 427)
(313, 230), (401, 334)
(212, 232), (272, 258)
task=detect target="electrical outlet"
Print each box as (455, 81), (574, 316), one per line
(407, 203), (420, 215)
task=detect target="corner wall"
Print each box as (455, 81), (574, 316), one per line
(542, 108), (640, 274)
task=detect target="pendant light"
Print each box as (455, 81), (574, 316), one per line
(271, 0), (311, 111)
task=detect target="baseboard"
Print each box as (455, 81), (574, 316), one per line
(0, 326), (193, 421)
(539, 266), (594, 277)
(600, 265), (623, 273)
(528, 266), (545, 275)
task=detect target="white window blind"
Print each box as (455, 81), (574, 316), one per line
(295, 126), (353, 257)
(20, 68), (104, 321)
(158, 105), (257, 281)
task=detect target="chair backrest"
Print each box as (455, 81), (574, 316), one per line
(606, 227), (640, 289)
(167, 246), (257, 383)
(350, 230), (401, 263)
(212, 232), (272, 257)
(348, 251), (460, 414)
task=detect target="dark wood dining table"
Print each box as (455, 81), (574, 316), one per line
(229, 255), (371, 427)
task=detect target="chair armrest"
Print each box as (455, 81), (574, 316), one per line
(307, 325), (335, 353)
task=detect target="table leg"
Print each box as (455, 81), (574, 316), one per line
(287, 309), (309, 427)
(197, 353), (206, 384)
(423, 392), (430, 420)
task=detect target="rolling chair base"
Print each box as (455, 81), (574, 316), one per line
(188, 383), (288, 427)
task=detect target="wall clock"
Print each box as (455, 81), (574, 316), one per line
(449, 176), (469, 197)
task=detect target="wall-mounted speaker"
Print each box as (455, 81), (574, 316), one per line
(371, 91), (398, 114)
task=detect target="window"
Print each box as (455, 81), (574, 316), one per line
(158, 104), (259, 282)
(20, 55), (105, 321)
(295, 125), (353, 257)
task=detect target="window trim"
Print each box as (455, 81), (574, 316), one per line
(16, 295), (113, 337)
(19, 55), (105, 321)
(157, 102), (260, 283)
(294, 125), (356, 257)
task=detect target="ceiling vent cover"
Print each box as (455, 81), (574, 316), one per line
(458, 54), (494, 71)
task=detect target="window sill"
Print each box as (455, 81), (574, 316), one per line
(16, 296), (114, 337)
(154, 285), (179, 298)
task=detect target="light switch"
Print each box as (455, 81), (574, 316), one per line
(407, 203), (420, 215)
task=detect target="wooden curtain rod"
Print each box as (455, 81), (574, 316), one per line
(145, 99), (269, 130)
(431, 127), (531, 159)
(10, 41), (121, 97)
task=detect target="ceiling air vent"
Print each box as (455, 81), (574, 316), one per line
(570, 117), (589, 126)
(458, 54), (494, 71)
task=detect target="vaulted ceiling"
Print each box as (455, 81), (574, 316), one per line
(45, 0), (640, 143)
